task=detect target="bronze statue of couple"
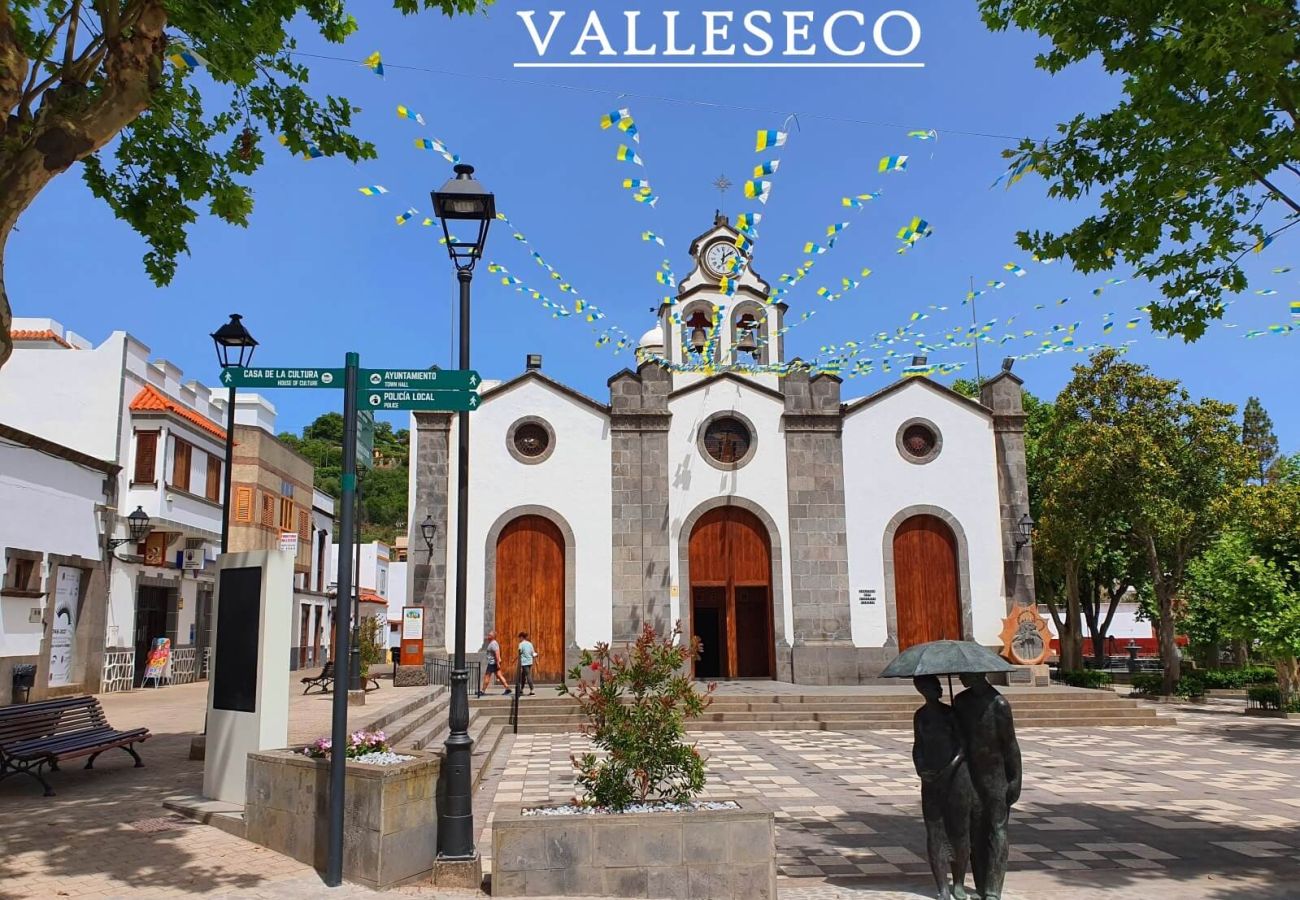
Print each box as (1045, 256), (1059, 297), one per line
(912, 672), (1022, 900)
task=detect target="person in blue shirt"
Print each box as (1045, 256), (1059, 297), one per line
(517, 632), (538, 696)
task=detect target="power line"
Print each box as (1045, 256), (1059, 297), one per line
(288, 50), (1032, 143)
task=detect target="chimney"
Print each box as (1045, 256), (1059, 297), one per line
(525, 354), (542, 371)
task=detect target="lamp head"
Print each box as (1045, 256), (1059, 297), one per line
(210, 314), (257, 369)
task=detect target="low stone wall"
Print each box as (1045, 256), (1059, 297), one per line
(244, 749), (439, 890)
(492, 800), (775, 899)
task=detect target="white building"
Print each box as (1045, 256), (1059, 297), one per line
(2, 319), (227, 691)
(0, 423), (117, 703)
(407, 215), (1036, 684)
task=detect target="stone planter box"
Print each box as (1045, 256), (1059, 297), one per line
(492, 799), (775, 899)
(244, 748), (439, 890)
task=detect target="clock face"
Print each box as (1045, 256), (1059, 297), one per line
(704, 241), (741, 277)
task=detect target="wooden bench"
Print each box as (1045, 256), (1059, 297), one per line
(301, 661), (334, 694)
(300, 661), (381, 694)
(0, 696), (150, 797)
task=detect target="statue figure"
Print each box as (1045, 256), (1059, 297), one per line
(911, 675), (974, 900)
(953, 672), (1022, 900)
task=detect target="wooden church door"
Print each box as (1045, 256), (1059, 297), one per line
(495, 516), (565, 682)
(893, 514), (962, 649)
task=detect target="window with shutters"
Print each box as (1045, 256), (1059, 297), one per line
(280, 497), (294, 531)
(261, 493), (275, 527)
(298, 510), (310, 540)
(133, 431), (159, 484)
(171, 438), (192, 491)
(206, 453), (221, 502)
(234, 486), (254, 522)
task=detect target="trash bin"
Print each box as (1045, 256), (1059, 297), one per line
(11, 664), (37, 704)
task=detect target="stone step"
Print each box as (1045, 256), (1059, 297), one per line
(377, 687), (449, 747)
(469, 690), (1128, 709)
(502, 713), (1171, 734)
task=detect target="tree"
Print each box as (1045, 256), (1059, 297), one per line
(1051, 348), (1250, 692)
(1242, 396), (1281, 485)
(977, 1), (1300, 341)
(1185, 530), (1300, 696)
(0, 0), (484, 369)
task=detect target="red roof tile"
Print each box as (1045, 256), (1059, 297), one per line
(10, 329), (73, 348)
(129, 383), (227, 442)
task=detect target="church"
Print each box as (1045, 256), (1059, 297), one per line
(406, 214), (1036, 684)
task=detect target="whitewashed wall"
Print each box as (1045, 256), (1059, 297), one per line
(842, 381), (1006, 647)
(0, 442), (107, 658)
(666, 379), (793, 642)
(443, 378), (612, 652)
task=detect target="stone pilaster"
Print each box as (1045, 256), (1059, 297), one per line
(609, 364), (672, 642)
(411, 412), (452, 654)
(782, 368), (854, 683)
(980, 372), (1036, 611)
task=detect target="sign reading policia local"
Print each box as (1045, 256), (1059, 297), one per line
(218, 365), (481, 412)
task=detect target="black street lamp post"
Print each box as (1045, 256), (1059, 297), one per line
(210, 314), (258, 553)
(431, 163), (494, 862)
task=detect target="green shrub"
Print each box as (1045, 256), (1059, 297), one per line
(1199, 667), (1277, 689)
(1130, 674), (1164, 695)
(560, 622), (715, 811)
(1175, 673), (1206, 699)
(1248, 685), (1282, 709)
(1059, 669), (1113, 689)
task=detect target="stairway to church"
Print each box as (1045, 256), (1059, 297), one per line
(466, 687), (1173, 734)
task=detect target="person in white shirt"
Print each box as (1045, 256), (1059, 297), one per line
(517, 632), (539, 696)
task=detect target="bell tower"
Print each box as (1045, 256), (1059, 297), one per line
(656, 213), (784, 380)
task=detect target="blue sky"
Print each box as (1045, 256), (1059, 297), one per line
(9, 1), (1297, 447)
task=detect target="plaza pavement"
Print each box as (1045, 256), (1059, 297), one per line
(2, 681), (1299, 898)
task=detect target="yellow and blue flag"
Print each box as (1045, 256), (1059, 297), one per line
(616, 145), (643, 165)
(396, 105), (425, 125)
(755, 130), (787, 151)
(879, 155), (909, 173)
(753, 160), (780, 177)
(362, 51), (384, 77)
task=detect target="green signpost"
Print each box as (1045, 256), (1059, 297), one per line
(360, 368), (481, 391)
(218, 366), (344, 389)
(363, 389), (480, 412)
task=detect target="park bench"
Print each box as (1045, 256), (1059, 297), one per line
(0, 696), (149, 797)
(301, 661), (334, 694)
(300, 661), (380, 694)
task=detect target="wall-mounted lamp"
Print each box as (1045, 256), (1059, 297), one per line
(107, 506), (152, 556)
(420, 515), (437, 555)
(1015, 512), (1035, 548)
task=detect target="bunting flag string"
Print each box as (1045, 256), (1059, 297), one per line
(396, 105), (425, 125)
(362, 51), (384, 77)
(278, 134), (322, 160)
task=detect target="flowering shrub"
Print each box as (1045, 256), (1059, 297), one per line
(558, 622), (715, 811)
(302, 730), (390, 759)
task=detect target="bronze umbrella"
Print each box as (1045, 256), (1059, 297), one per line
(881, 639), (1014, 696)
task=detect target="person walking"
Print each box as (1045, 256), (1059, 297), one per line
(517, 632), (539, 696)
(478, 631), (511, 697)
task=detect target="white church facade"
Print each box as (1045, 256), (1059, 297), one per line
(407, 215), (1036, 684)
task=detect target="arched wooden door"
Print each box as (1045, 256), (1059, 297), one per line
(689, 507), (774, 679)
(495, 516), (565, 682)
(893, 515), (962, 649)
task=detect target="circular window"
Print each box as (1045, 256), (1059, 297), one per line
(506, 417), (556, 464)
(896, 418), (942, 465)
(699, 414), (757, 470)
(514, 423), (549, 458)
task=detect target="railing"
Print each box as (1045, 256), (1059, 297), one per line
(171, 647), (201, 685)
(101, 649), (135, 694)
(1246, 685), (1295, 713)
(425, 657), (481, 690)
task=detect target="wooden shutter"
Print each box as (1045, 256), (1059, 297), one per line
(280, 497), (294, 531)
(298, 510), (310, 540)
(261, 494), (274, 527)
(234, 486), (253, 522)
(171, 438), (192, 491)
(134, 431), (158, 483)
(205, 453), (221, 501)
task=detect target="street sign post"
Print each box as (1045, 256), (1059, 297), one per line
(218, 367), (344, 389)
(364, 390), (480, 412)
(355, 410), (375, 471)
(360, 368), (480, 391)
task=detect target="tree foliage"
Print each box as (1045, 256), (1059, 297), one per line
(0, 0), (487, 368)
(977, 0), (1300, 341)
(1242, 396), (1281, 485)
(1048, 348), (1249, 691)
(279, 412), (410, 542)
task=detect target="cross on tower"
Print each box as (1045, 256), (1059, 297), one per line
(712, 174), (733, 213)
